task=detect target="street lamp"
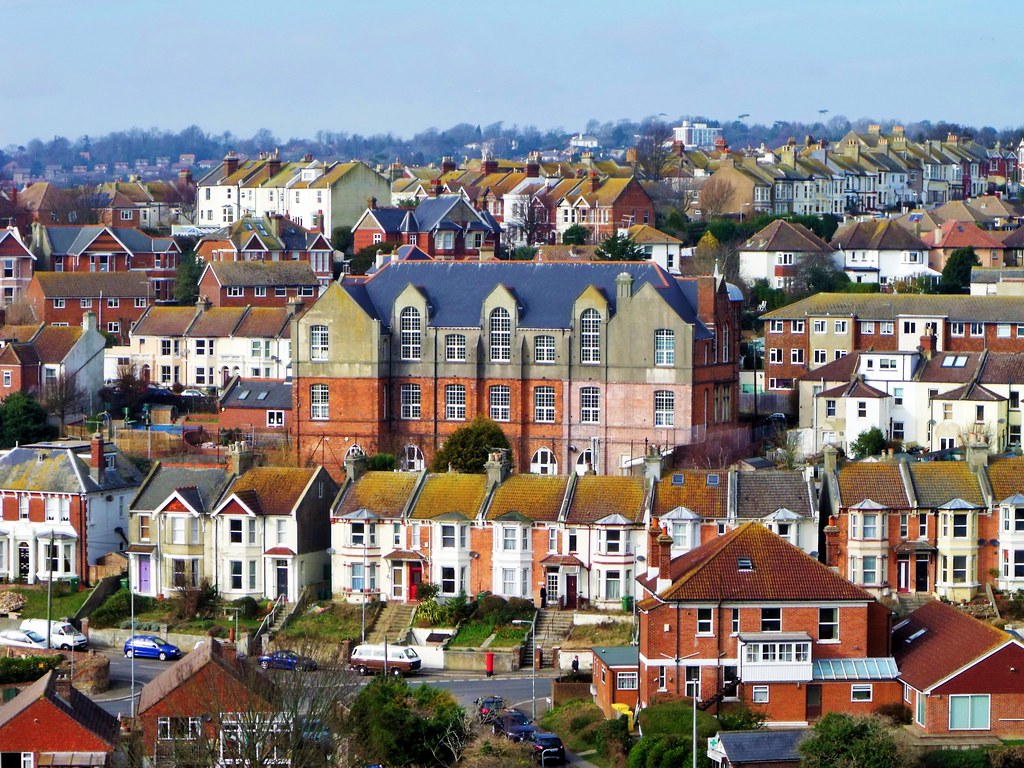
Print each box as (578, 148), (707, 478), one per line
(512, 619), (536, 720)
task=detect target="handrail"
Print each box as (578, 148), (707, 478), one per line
(254, 593), (288, 643)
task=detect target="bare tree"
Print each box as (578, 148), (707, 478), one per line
(699, 176), (736, 219)
(165, 176), (197, 224)
(52, 187), (110, 226)
(3, 299), (36, 325)
(505, 196), (548, 247)
(43, 370), (86, 437)
(633, 119), (675, 182)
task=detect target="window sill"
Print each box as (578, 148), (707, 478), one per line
(817, 639), (841, 645)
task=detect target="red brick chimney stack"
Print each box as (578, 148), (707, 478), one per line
(90, 432), (105, 484)
(647, 517), (662, 573)
(588, 170), (600, 194)
(224, 151), (239, 177)
(824, 516), (841, 569)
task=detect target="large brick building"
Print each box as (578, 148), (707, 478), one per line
(292, 261), (741, 478)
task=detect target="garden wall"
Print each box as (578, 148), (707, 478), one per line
(86, 627), (252, 656)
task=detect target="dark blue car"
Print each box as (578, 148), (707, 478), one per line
(258, 649), (317, 671)
(123, 635), (182, 661)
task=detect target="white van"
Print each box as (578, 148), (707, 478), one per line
(20, 619), (88, 650)
(349, 644), (421, 677)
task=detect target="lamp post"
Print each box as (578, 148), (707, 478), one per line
(361, 542), (368, 643)
(129, 558), (136, 718)
(512, 619), (536, 720)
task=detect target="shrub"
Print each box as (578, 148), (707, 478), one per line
(595, 716), (631, 760)
(992, 746), (1024, 768)
(90, 589), (155, 628)
(231, 596), (260, 620)
(474, 594), (508, 620)
(718, 702), (767, 731)
(0, 655), (62, 683)
(874, 702), (912, 725)
(367, 453), (396, 471)
(920, 749), (990, 768)
(416, 583), (440, 602)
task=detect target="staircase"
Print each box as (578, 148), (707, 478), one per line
(896, 594), (934, 616)
(366, 602), (416, 645)
(520, 610), (575, 669)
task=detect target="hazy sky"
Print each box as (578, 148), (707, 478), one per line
(8, 0), (1021, 145)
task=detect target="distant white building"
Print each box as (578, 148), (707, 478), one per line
(673, 121), (722, 150)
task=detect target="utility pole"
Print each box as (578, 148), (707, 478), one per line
(45, 530), (55, 650)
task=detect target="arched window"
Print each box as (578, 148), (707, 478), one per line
(580, 309), (601, 363)
(489, 307), (511, 362)
(575, 449), (595, 475)
(309, 324), (329, 361)
(401, 445), (425, 472)
(530, 448), (558, 475)
(345, 444), (364, 461)
(399, 308), (421, 360)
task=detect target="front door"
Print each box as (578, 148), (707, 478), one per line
(275, 560), (288, 599)
(806, 684), (822, 720)
(392, 565), (404, 600)
(546, 570), (559, 609)
(409, 563), (422, 601)
(915, 556), (929, 592)
(18, 543), (29, 580)
(139, 555), (151, 594)
(565, 574), (578, 609)
(897, 556), (910, 592)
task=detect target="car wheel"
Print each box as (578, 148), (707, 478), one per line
(158, 652), (167, 661)
(125, 649), (134, 658)
(260, 660), (270, 669)
(357, 665), (368, 676)
(59, 644), (70, 651)
(391, 667), (402, 677)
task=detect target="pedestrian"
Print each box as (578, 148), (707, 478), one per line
(571, 655), (579, 675)
(540, 586), (547, 608)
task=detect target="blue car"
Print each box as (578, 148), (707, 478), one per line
(124, 635), (182, 661)
(258, 649), (317, 671)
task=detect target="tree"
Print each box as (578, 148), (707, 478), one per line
(698, 176), (736, 219)
(111, 364), (150, 416)
(633, 119), (675, 182)
(505, 197), (547, 247)
(331, 226), (353, 253)
(798, 713), (915, 768)
(850, 427), (887, 459)
(42, 371), (86, 438)
(174, 249), (203, 305)
(344, 676), (470, 768)
(793, 252), (850, 295)
(349, 242), (394, 276)
(562, 224), (590, 245)
(936, 246), (980, 294)
(595, 233), (646, 261)
(0, 392), (56, 448)
(165, 176), (197, 224)
(431, 417), (511, 474)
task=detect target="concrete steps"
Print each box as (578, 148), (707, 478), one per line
(366, 602), (416, 645)
(521, 609), (575, 669)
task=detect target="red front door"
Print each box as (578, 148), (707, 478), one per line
(409, 563), (422, 601)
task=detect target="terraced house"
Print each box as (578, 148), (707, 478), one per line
(292, 260), (741, 478)
(820, 448), (1024, 601)
(327, 453), (817, 610)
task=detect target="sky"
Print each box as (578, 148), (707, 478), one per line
(8, 0), (1022, 145)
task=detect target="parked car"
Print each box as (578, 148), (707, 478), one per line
(526, 732), (566, 765)
(491, 709), (536, 742)
(20, 619), (88, 651)
(179, 389), (208, 398)
(474, 695), (505, 724)
(0, 629), (47, 650)
(258, 650), (317, 671)
(123, 635), (182, 661)
(349, 643), (421, 676)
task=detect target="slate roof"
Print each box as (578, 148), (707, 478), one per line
(648, 522), (871, 603)
(485, 475), (569, 522)
(741, 219), (833, 253)
(592, 646), (638, 668)
(225, 467), (316, 515)
(714, 729), (808, 765)
(33, 272), (150, 298)
(937, 382), (1004, 402)
(652, 469), (728, 519)
(734, 470), (815, 520)
(0, 670), (118, 748)
(334, 471), (419, 520)
(971, 266), (1024, 283)
(206, 261), (320, 287)
(343, 261), (712, 338)
(917, 352), (983, 384)
(410, 473), (488, 520)
(130, 465), (233, 513)
(835, 462), (911, 510)
(831, 220), (928, 252)
(568, 476), (647, 524)
(0, 445), (140, 494)
(894, 600), (1009, 692)
(220, 379), (292, 411)
(796, 351), (860, 383)
(818, 379), (889, 400)
(762, 293), (1024, 323)
(907, 462), (984, 508)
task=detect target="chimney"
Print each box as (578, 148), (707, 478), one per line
(374, 250), (388, 270)
(485, 450), (511, 489)
(919, 326), (936, 360)
(656, 531), (674, 592)
(366, 196), (377, 210)
(934, 227), (942, 246)
(177, 168), (193, 185)
(588, 170), (600, 193)
(196, 295), (211, 312)
(966, 437), (989, 473)
(218, 641), (237, 659)
(647, 517), (663, 573)
(286, 296), (303, 316)
(824, 516), (841, 568)
(90, 432), (105, 484)
(303, 153), (313, 162)
(266, 154), (282, 178)
(428, 179), (442, 198)
(526, 152), (540, 178)
(81, 310), (97, 334)
(267, 214), (280, 239)
(345, 447), (367, 482)
(53, 674), (73, 702)
(228, 441), (254, 476)
(441, 156), (456, 174)
(823, 444), (838, 474)
(643, 445), (662, 486)
(481, 158), (498, 175)
(223, 151), (239, 177)
(616, 271), (633, 302)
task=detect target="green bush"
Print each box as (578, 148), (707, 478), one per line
(717, 702), (767, 731)
(0, 656), (62, 684)
(231, 596), (260, 620)
(992, 746), (1024, 768)
(920, 749), (990, 768)
(475, 594), (508, 619)
(596, 716), (631, 759)
(367, 453), (396, 471)
(874, 702), (912, 725)
(90, 589), (155, 628)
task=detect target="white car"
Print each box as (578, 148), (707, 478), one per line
(0, 629), (48, 649)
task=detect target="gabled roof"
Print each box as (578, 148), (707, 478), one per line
(907, 462), (985, 508)
(713, 729), (808, 765)
(831, 220), (928, 251)
(761, 292), (1024, 324)
(189, 307), (247, 337)
(31, 325), (83, 364)
(568, 476), (647, 524)
(985, 456), (1024, 503)
(233, 306), (295, 338)
(130, 464), (233, 514)
(0, 445), (140, 494)
(485, 475), (569, 522)
(894, 600), (1010, 692)
(734, 470), (816, 521)
(0, 324), (42, 344)
(131, 306), (196, 337)
(818, 378), (889, 400)
(836, 462), (911, 510)
(0, 670), (118, 749)
(652, 469), (728, 519)
(741, 219), (833, 253)
(333, 471), (420, 521)
(410, 473), (488, 520)
(930, 220), (1005, 250)
(138, 638), (259, 714)
(627, 224), (683, 246)
(647, 522), (871, 602)
(937, 382), (1004, 402)
(205, 261), (320, 287)
(33, 272), (150, 298)
(221, 467), (318, 516)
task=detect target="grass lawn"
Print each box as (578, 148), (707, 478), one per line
(8, 587), (90, 621)
(488, 623), (529, 648)
(563, 620), (632, 648)
(131, 602), (265, 636)
(540, 699), (608, 766)
(276, 601), (367, 645)
(449, 620), (496, 648)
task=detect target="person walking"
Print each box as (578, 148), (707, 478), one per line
(571, 655), (580, 675)
(540, 586), (547, 608)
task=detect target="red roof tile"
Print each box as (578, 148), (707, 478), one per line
(334, 471), (419, 520)
(837, 463), (911, 509)
(652, 469), (728, 519)
(568, 476), (647, 523)
(486, 475), (569, 522)
(228, 467), (316, 515)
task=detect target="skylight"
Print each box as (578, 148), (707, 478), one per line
(941, 355), (968, 368)
(707, 474), (720, 487)
(904, 628), (927, 644)
(671, 473), (685, 486)
(257, 391), (268, 400)
(737, 557), (753, 572)
(237, 390), (250, 400)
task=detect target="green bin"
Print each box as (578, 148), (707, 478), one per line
(120, 578), (128, 590)
(621, 595), (633, 613)
(69, 577), (80, 592)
